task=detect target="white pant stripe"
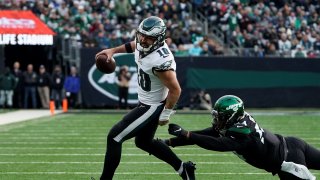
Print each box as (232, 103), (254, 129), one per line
(113, 105), (158, 142)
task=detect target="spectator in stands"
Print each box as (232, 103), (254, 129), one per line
(117, 65), (131, 109)
(23, 64), (38, 109)
(64, 66), (80, 109)
(294, 45), (307, 58)
(175, 44), (189, 57)
(37, 65), (51, 109)
(109, 31), (122, 48)
(188, 43), (203, 56)
(300, 34), (313, 51)
(189, 90), (212, 111)
(12, 61), (23, 108)
(114, 0), (132, 27)
(0, 67), (16, 109)
(96, 31), (110, 49)
(51, 65), (64, 109)
(265, 42), (280, 57)
(278, 33), (292, 57)
(166, 37), (178, 54)
(314, 35), (320, 52)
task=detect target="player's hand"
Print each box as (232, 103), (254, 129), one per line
(168, 123), (189, 137)
(95, 49), (114, 62)
(159, 120), (169, 126)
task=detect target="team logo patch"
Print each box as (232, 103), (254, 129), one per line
(155, 60), (172, 71)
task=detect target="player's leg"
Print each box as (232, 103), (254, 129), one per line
(278, 171), (305, 180)
(134, 104), (195, 179)
(100, 104), (154, 179)
(165, 127), (216, 147)
(278, 137), (316, 180)
(304, 141), (320, 169)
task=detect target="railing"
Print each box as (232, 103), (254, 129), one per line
(60, 36), (81, 71)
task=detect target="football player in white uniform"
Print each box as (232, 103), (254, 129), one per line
(95, 16), (196, 180)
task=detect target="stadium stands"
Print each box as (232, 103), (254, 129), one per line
(0, 0), (319, 57)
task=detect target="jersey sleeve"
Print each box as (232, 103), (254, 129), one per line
(153, 59), (174, 72)
(189, 132), (246, 151)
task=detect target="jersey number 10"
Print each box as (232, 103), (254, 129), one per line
(138, 68), (151, 91)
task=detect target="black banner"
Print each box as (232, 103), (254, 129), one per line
(80, 48), (320, 108)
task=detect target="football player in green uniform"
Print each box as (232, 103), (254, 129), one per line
(166, 95), (320, 180)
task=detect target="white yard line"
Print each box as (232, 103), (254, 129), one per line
(0, 153), (232, 156)
(0, 172), (270, 175)
(0, 171), (317, 175)
(0, 161), (244, 164)
(0, 110), (63, 126)
(0, 147), (198, 150)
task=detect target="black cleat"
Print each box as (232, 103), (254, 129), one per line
(180, 161), (196, 180)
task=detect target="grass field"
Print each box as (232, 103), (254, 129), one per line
(0, 110), (319, 180)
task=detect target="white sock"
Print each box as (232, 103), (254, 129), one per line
(177, 162), (184, 175)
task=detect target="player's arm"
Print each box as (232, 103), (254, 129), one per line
(155, 70), (181, 126)
(165, 127), (218, 147)
(168, 124), (245, 151)
(188, 132), (244, 151)
(95, 41), (135, 62)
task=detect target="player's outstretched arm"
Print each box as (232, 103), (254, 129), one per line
(165, 127), (218, 147)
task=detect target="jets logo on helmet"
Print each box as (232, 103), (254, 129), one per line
(212, 95), (245, 131)
(136, 16), (166, 54)
(226, 103), (243, 111)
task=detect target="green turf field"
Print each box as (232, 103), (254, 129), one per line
(0, 111), (319, 180)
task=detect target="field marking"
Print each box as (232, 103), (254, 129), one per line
(0, 147), (198, 150)
(0, 141), (319, 146)
(0, 136), (319, 141)
(0, 171), (318, 176)
(0, 172), (269, 175)
(0, 162), (241, 165)
(0, 153), (232, 156)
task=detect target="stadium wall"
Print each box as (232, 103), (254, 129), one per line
(81, 48), (320, 108)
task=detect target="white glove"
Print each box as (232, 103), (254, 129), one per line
(159, 108), (175, 121)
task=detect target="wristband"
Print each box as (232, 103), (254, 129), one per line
(159, 108), (175, 121)
(125, 42), (133, 53)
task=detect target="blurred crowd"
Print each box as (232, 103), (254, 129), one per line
(0, 0), (224, 56)
(196, 0), (320, 57)
(0, 62), (81, 110)
(0, 0), (319, 58)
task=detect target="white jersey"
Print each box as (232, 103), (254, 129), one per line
(134, 43), (176, 105)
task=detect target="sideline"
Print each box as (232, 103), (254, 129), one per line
(0, 110), (63, 126)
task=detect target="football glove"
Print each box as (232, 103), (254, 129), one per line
(168, 123), (189, 138)
(159, 108), (175, 121)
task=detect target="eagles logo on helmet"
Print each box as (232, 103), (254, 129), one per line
(135, 16), (166, 54)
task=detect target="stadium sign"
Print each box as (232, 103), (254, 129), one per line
(0, 34), (53, 45)
(88, 53), (139, 104)
(0, 10), (55, 45)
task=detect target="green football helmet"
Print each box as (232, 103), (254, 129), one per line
(136, 16), (166, 54)
(211, 95), (244, 131)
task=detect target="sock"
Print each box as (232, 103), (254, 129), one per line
(177, 162), (184, 175)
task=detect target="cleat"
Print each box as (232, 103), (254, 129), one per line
(180, 161), (196, 180)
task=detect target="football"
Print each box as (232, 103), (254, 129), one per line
(95, 54), (116, 74)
